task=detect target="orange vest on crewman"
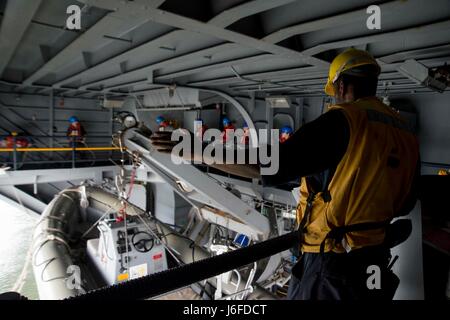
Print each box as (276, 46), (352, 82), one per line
(297, 97), (419, 253)
(222, 124), (235, 143)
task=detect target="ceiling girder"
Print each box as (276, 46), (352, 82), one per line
(0, 0), (43, 77)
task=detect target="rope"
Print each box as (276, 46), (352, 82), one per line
(8, 178), (39, 294)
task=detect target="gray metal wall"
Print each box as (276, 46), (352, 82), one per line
(0, 92), (114, 147)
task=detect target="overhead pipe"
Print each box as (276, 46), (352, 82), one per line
(145, 84), (260, 148)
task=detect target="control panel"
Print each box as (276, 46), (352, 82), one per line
(87, 217), (168, 286)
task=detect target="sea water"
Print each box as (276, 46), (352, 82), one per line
(0, 198), (39, 299)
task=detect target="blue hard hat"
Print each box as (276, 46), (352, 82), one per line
(281, 126), (293, 134)
(69, 116), (78, 123)
(222, 117), (231, 126)
(156, 116), (165, 124)
(243, 121), (248, 128)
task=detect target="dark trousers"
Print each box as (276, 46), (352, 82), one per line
(287, 247), (399, 300)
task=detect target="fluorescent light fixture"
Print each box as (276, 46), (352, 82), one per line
(265, 96), (291, 108)
(102, 98), (124, 108)
(397, 59), (447, 93)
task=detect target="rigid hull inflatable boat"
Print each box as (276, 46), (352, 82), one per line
(31, 184), (281, 300)
(32, 185), (172, 299)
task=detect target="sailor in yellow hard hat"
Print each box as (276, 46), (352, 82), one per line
(324, 48), (381, 97)
(285, 49), (419, 300)
(150, 48), (420, 300)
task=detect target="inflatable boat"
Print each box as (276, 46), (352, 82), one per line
(32, 184), (279, 300)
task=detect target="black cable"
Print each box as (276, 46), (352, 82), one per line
(197, 281), (214, 300)
(161, 223), (184, 233)
(71, 231), (299, 300)
(213, 228), (221, 243)
(189, 241), (196, 263)
(161, 232), (197, 263)
(210, 222), (228, 244)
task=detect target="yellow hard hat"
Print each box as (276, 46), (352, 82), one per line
(324, 48), (381, 96)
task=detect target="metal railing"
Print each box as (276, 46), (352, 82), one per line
(0, 135), (124, 170)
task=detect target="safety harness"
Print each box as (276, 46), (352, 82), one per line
(297, 171), (396, 255)
(319, 220), (391, 254)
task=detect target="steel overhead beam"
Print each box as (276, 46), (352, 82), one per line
(104, 81), (164, 92)
(79, 0), (167, 10)
(302, 20), (450, 57)
(86, 50), (272, 91)
(235, 80), (433, 94)
(26, 0), (328, 97)
(84, 0), (328, 67)
(195, 53), (437, 90)
(208, 0), (296, 28)
(22, 4), (165, 86)
(232, 79), (415, 93)
(378, 43), (450, 64)
(87, 52), (272, 90)
(188, 71), (326, 87)
(229, 74), (412, 91)
(155, 53), (272, 81)
(34, 0), (327, 95)
(53, 0), (288, 89)
(262, 0), (403, 44)
(76, 42), (237, 90)
(285, 87), (450, 97)
(0, 0), (42, 77)
(230, 79), (328, 90)
(380, 55), (450, 73)
(150, 11), (329, 68)
(187, 77), (250, 87)
(55, 1), (320, 91)
(0, 166), (119, 187)
(54, 29), (187, 89)
(187, 66), (322, 86)
(48, 1), (305, 90)
(0, 81), (122, 98)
